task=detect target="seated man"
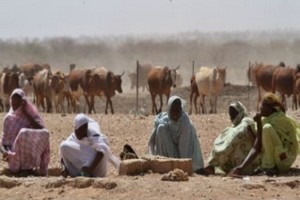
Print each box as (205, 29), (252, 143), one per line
(202, 101), (258, 175)
(231, 93), (300, 176)
(148, 95), (204, 172)
(60, 113), (120, 177)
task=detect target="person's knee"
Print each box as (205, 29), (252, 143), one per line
(262, 124), (275, 138)
(60, 142), (71, 153)
(157, 124), (167, 134)
(19, 128), (29, 135)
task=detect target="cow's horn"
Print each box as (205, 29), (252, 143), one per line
(174, 65), (180, 70)
(120, 71), (125, 77)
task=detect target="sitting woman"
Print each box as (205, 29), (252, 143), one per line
(0, 88), (50, 176)
(231, 93), (300, 176)
(202, 101), (258, 175)
(148, 95), (204, 172)
(60, 113), (120, 177)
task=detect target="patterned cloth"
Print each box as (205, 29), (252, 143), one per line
(148, 96), (204, 171)
(1, 89), (50, 175)
(207, 101), (258, 174)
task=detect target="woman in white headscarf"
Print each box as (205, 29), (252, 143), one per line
(0, 88), (50, 176)
(148, 95), (204, 172)
(60, 113), (120, 177)
(202, 101), (258, 175)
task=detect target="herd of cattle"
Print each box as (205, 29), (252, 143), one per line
(0, 61), (297, 115)
(247, 61), (300, 111)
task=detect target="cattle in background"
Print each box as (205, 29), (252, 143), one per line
(33, 69), (54, 113)
(247, 61), (260, 86)
(61, 75), (73, 113)
(83, 67), (124, 114)
(188, 74), (205, 115)
(195, 66), (226, 114)
(253, 61), (285, 110)
(68, 68), (87, 113)
(147, 66), (179, 114)
(19, 63), (51, 80)
(293, 64), (300, 110)
(128, 63), (152, 92)
(0, 68), (20, 111)
(272, 66), (298, 110)
(50, 71), (70, 113)
(18, 72), (34, 101)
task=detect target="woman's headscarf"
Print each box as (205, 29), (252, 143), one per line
(262, 92), (285, 113)
(9, 88), (45, 127)
(167, 95), (186, 119)
(229, 101), (248, 126)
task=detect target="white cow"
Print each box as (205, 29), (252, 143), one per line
(195, 66), (226, 114)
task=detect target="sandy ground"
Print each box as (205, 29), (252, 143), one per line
(0, 85), (300, 200)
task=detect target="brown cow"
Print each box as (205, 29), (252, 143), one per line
(247, 61), (259, 86)
(188, 74), (205, 115)
(68, 68), (87, 113)
(272, 66), (297, 110)
(50, 71), (69, 113)
(147, 66), (179, 115)
(83, 68), (124, 114)
(189, 75), (199, 115)
(293, 65), (300, 110)
(253, 62), (285, 110)
(0, 70), (20, 111)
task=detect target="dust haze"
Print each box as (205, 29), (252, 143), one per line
(1, 30), (300, 89)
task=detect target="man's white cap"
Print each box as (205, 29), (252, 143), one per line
(74, 113), (93, 130)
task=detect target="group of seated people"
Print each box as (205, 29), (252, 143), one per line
(0, 88), (299, 177)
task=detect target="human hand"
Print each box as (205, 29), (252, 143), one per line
(253, 113), (262, 123)
(21, 100), (27, 114)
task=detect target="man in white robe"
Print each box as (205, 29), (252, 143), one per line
(60, 113), (120, 177)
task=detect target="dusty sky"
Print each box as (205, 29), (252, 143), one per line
(0, 0), (299, 39)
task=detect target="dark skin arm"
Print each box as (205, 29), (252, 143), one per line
(22, 100), (43, 129)
(230, 113), (263, 176)
(247, 125), (256, 144)
(81, 151), (104, 176)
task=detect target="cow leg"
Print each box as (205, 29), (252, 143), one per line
(90, 95), (96, 114)
(109, 99), (114, 114)
(40, 96), (46, 112)
(83, 94), (92, 114)
(281, 94), (287, 111)
(214, 96), (218, 114)
(105, 98), (109, 114)
(46, 97), (52, 113)
(158, 94), (163, 114)
(150, 91), (157, 115)
(199, 94), (206, 114)
(189, 92), (193, 115)
(209, 97), (213, 114)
